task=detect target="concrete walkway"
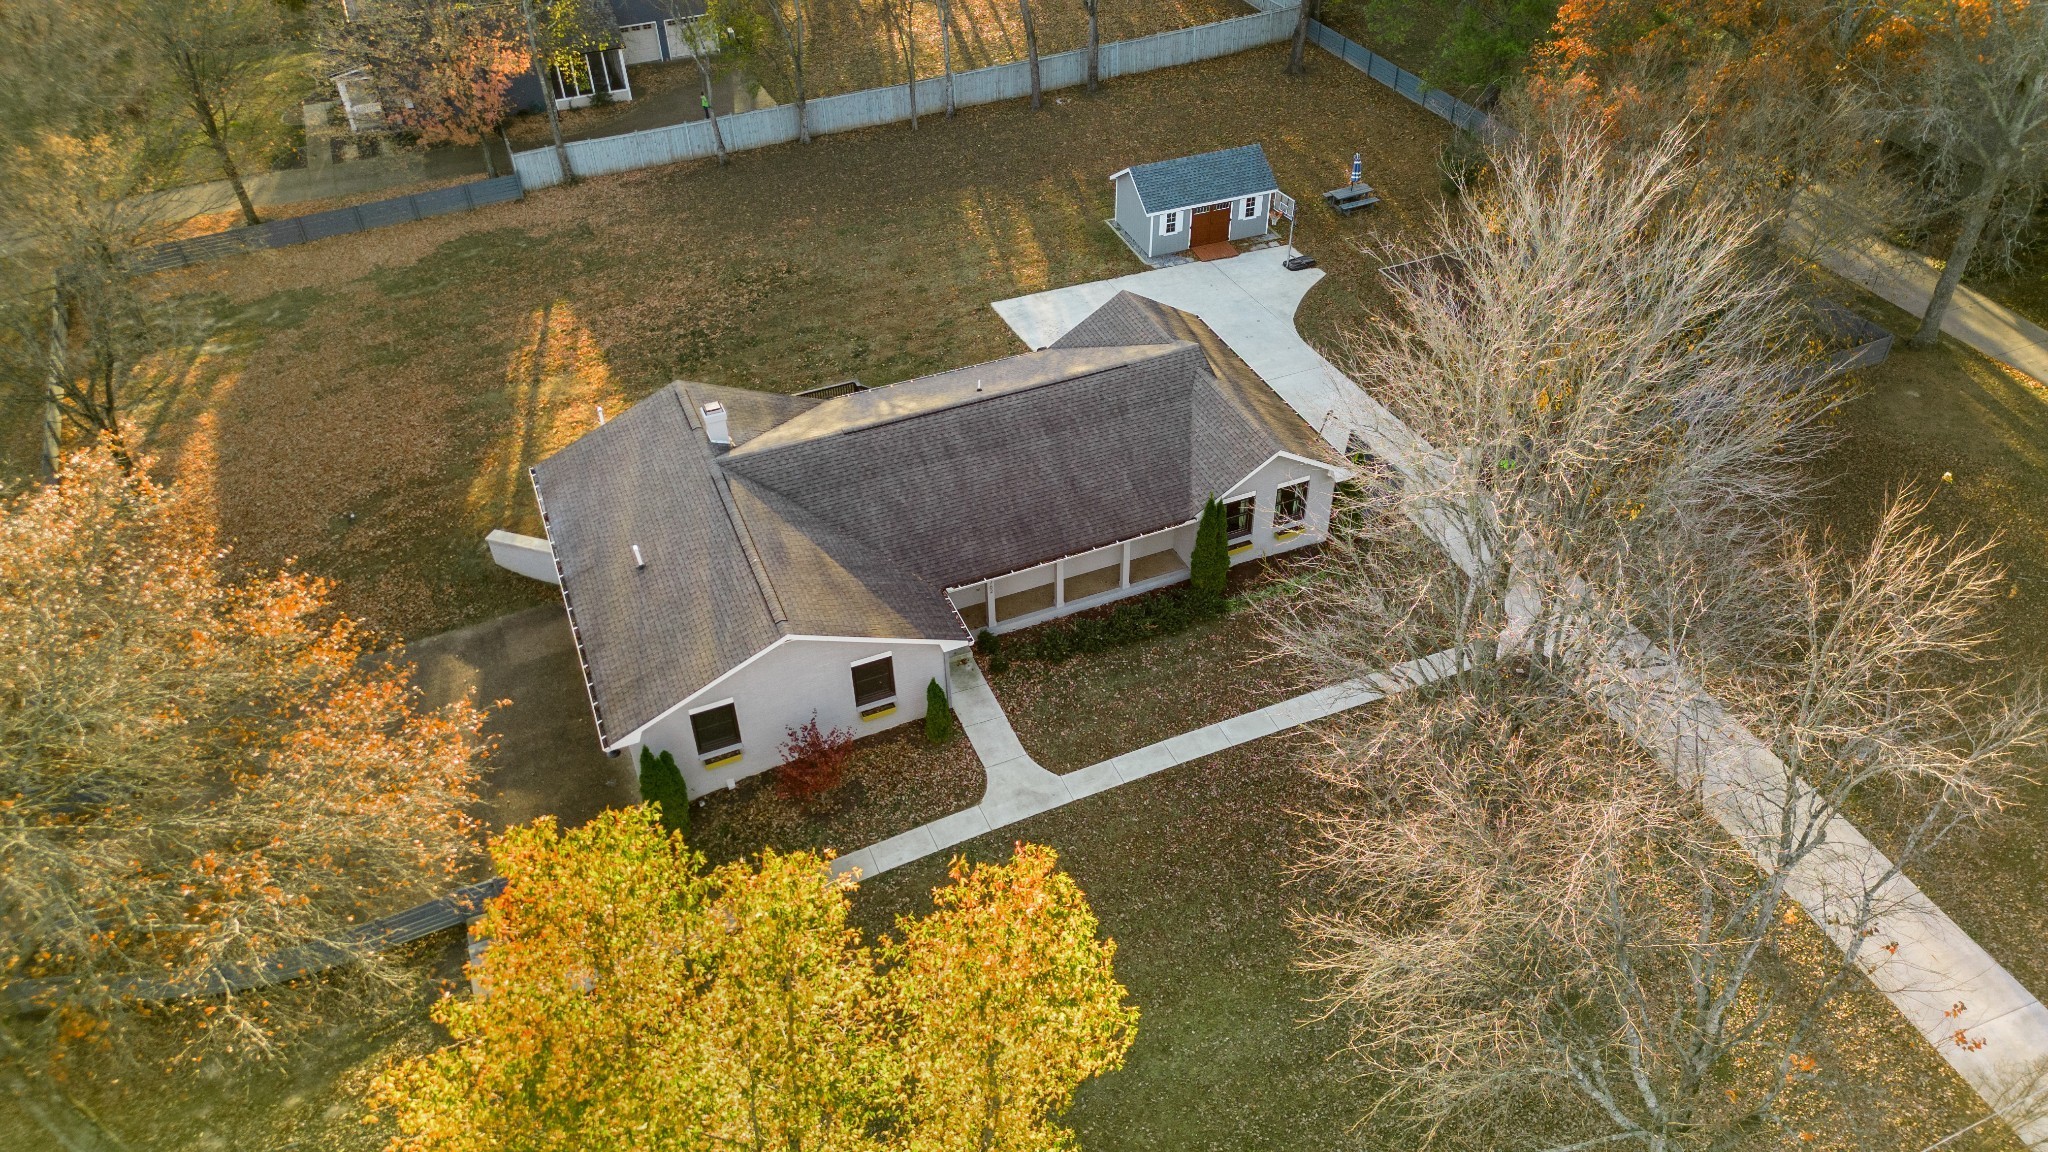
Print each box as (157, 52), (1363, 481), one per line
(1786, 199), (2048, 384)
(830, 650), (1462, 882)
(990, 249), (2048, 1143)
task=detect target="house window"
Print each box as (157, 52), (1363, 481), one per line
(690, 701), (742, 760)
(1162, 211), (1180, 235)
(1224, 495), (1256, 544)
(1275, 480), (1310, 528)
(851, 654), (896, 716)
(1242, 196), (1259, 219)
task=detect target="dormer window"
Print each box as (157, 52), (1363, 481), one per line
(1275, 480), (1310, 527)
(1224, 495), (1256, 545)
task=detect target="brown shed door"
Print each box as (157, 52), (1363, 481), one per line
(1191, 204), (1231, 246)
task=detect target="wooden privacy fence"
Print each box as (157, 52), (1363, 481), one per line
(132, 175), (524, 273)
(512, 6), (1301, 187)
(2, 877), (507, 1017)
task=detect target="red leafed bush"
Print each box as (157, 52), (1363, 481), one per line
(776, 714), (855, 804)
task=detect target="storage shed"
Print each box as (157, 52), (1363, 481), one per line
(1111, 144), (1278, 260)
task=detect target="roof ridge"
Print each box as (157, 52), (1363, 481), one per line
(680, 387), (793, 634)
(724, 343), (1199, 460)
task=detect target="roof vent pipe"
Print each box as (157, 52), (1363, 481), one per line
(631, 544), (645, 569)
(975, 379), (983, 392)
(701, 400), (731, 446)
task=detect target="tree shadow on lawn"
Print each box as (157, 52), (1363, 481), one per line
(1807, 292), (2048, 997)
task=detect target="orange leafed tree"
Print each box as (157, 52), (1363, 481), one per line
(885, 843), (1138, 1152)
(0, 445), (488, 1080)
(332, 0), (528, 174)
(373, 814), (1135, 1151)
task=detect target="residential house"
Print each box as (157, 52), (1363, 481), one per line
(518, 293), (1349, 799)
(1112, 144), (1278, 261)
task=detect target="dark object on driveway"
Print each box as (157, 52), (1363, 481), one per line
(1324, 183), (1380, 214)
(1283, 254), (1318, 271)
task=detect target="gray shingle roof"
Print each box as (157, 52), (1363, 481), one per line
(1121, 144), (1276, 214)
(531, 294), (1339, 746)
(530, 385), (783, 747)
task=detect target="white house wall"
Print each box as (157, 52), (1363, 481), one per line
(1218, 452), (1343, 561)
(636, 636), (957, 799)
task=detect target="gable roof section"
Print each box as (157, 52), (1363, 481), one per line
(720, 344), (1203, 589)
(531, 384), (783, 747)
(1119, 144), (1277, 214)
(1051, 291), (1332, 495)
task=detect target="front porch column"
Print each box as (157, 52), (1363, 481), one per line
(1054, 559), (1065, 609)
(984, 583), (995, 630)
(1120, 540), (1131, 587)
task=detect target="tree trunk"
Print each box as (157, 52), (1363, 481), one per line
(940, 0), (954, 116)
(689, 38), (728, 164)
(901, 14), (918, 128)
(519, 0), (573, 182)
(1287, 0), (1313, 75)
(1912, 154), (2012, 349)
(789, 0), (811, 144)
(1085, 2), (1100, 92)
(178, 57), (260, 226)
(1020, 0), (1041, 110)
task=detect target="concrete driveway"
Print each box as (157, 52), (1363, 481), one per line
(401, 605), (637, 833)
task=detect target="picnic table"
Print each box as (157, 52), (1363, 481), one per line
(1323, 183), (1381, 214)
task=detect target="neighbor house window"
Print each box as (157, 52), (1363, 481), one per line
(1275, 480), (1310, 528)
(690, 701), (742, 760)
(1224, 495), (1256, 544)
(1242, 196), (1259, 219)
(851, 654), (896, 716)
(1162, 211), (1180, 235)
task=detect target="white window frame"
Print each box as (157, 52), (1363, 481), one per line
(1274, 478), (1311, 531)
(1241, 195), (1260, 220)
(1223, 494), (1257, 548)
(688, 698), (743, 761)
(849, 652), (897, 718)
(1161, 210), (1180, 236)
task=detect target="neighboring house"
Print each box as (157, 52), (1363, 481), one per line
(1112, 144), (1278, 260)
(331, 67), (382, 134)
(520, 293), (1351, 799)
(614, 0), (711, 64)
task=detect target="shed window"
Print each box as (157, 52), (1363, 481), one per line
(1224, 495), (1256, 544)
(1242, 196), (1259, 219)
(851, 654), (896, 709)
(1275, 480), (1310, 527)
(1162, 211), (1180, 235)
(690, 702), (742, 757)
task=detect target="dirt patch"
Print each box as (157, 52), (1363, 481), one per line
(687, 722), (985, 864)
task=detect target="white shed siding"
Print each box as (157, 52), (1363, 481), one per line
(1227, 192), (1268, 241)
(1113, 175), (1152, 257)
(637, 637), (959, 799)
(1152, 208), (1190, 257)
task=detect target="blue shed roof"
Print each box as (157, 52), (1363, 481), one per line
(1119, 145), (1276, 214)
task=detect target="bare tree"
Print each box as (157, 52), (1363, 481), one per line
(663, 6), (729, 163)
(939, 0), (954, 116)
(126, 0), (297, 228)
(1883, 0), (2048, 348)
(876, 0), (919, 129)
(1019, 0), (1041, 110)
(1277, 127), (2045, 1146)
(0, 134), (205, 468)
